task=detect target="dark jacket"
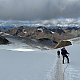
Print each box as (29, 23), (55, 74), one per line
(61, 48), (69, 56)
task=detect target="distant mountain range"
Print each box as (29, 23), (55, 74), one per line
(0, 19), (80, 48)
(0, 18), (80, 28)
(2, 25), (80, 42)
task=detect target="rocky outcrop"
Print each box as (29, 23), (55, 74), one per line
(0, 36), (9, 44)
(38, 38), (57, 47)
(7, 26), (53, 39)
(54, 40), (72, 49)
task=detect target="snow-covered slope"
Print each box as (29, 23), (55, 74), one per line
(0, 49), (57, 80)
(64, 42), (80, 80)
(0, 37), (80, 80)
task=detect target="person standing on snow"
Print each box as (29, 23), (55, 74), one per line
(61, 47), (69, 64)
(57, 50), (60, 58)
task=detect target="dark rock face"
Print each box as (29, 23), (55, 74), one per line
(38, 38), (57, 47)
(49, 27), (65, 35)
(37, 26), (52, 34)
(0, 36), (9, 44)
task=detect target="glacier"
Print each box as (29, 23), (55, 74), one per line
(0, 37), (80, 80)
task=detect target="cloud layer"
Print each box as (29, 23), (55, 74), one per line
(0, 0), (80, 20)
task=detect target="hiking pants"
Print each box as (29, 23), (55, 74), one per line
(63, 55), (69, 64)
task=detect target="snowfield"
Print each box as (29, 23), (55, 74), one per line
(0, 49), (57, 80)
(0, 37), (80, 80)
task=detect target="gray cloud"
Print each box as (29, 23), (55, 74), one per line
(0, 0), (80, 20)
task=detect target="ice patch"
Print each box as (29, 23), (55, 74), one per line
(9, 48), (36, 52)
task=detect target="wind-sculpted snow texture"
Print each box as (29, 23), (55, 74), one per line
(65, 65), (80, 80)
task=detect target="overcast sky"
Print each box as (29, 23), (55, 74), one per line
(0, 0), (80, 20)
